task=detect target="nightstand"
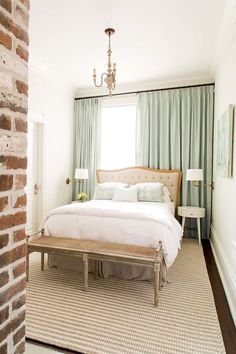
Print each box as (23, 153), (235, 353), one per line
(177, 206), (205, 246)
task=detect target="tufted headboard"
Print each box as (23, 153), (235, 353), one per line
(97, 167), (182, 207)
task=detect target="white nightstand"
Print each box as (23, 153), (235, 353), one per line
(177, 206), (205, 246)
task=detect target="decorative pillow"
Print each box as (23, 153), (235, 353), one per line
(94, 182), (129, 200)
(113, 186), (138, 202)
(136, 182), (164, 202)
(162, 186), (172, 202)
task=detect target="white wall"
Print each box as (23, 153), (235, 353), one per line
(212, 30), (236, 325)
(28, 69), (74, 217)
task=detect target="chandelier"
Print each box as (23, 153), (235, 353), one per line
(93, 28), (116, 96)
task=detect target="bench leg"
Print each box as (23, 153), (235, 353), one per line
(154, 263), (160, 307)
(41, 252), (44, 271)
(94, 259), (99, 279)
(83, 254), (88, 292)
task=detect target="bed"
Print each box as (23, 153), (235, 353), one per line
(43, 167), (183, 282)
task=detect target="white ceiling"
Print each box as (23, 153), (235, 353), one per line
(29, 0), (227, 93)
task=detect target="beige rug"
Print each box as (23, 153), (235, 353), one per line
(26, 240), (225, 354)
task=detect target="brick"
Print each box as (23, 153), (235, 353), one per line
(14, 340), (25, 354)
(0, 196), (8, 212)
(13, 229), (25, 242)
(16, 45), (28, 62)
(0, 174), (13, 191)
(15, 5), (29, 27)
(19, 0), (29, 10)
(0, 0), (12, 13)
(0, 271), (9, 287)
(0, 306), (9, 325)
(0, 11), (29, 45)
(0, 28), (12, 50)
(16, 80), (28, 96)
(13, 194), (26, 208)
(15, 117), (27, 132)
(0, 342), (7, 354)
(0, 114), (11, 130)
(0, 309), (25, 342)
(13, 325), (25, 345)
(0, 278), (25, 307)
(0, 92), (27, 114)
(15, 174), (26, 189)
(0, 134), (27, 154)
(13, 261), (25, 278)
(0, 211), (26, 230)
(0, 155), (27, 169)
(12, 294), (25, 310)
(0, 244), (26, 268)
(0, 234), (9, 249)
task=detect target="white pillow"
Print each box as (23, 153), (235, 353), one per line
(137, 182), (164, 202)
(162, 186), (172, 202)
(94, 182), (128, 200)
(113, 186), (138, 202)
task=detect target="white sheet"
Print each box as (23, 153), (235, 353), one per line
(43, 200), (183, 268)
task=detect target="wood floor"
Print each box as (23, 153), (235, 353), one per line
(26, 240), (236, 354)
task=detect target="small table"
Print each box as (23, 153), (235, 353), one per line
(177, 206), (205, 246)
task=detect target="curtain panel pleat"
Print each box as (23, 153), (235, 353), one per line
(136, 86), (214, 238)
(73, 98), (101, 200)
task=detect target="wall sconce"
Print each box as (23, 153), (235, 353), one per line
(186, 169), (214, 189)
(66, 168), (88, 184)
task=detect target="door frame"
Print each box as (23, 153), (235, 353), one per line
(28, 110), (47, 230)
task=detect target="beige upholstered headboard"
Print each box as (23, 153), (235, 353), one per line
(97, 167), (182, 207)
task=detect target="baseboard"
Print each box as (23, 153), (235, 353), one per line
(210, 226), (236, 326)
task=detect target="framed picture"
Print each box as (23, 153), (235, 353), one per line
(216, 105), (234, 178)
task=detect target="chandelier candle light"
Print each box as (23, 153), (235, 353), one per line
(93, 28), (116, 96)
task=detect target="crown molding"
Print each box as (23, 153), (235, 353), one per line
(75, 74), (214, 98)
(211, 0), (236, 75)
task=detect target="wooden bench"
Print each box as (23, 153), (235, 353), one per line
(27, 229), (164, 307)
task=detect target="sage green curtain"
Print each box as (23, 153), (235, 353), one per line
(136, 85), (214, 238)
(73, 98), (101, 200)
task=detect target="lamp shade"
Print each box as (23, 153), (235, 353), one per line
(74, 168), (88, 180)
(186, 169), (203, 181)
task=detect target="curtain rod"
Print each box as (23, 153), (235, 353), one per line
(74, 82), (215, 100)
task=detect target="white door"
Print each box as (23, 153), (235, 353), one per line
(25, 121), (39, 233)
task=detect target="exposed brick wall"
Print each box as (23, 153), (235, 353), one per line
(0, 0), (29, 353)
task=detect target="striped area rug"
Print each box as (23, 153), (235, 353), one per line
(26, 240), (225, 354)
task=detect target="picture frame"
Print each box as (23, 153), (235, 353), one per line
(216, 104), (234, 178)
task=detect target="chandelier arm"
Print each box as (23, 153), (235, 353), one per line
(94, 72), (108, 87)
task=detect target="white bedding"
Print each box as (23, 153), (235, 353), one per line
(43, 200), (183, 268)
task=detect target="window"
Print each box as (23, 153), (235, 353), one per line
(100, 100), (137, 169)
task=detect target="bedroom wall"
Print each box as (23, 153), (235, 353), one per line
(28, 69), (74, 217)
(212, 28), (236, 325)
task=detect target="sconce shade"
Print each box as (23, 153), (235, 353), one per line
(74, 168), (88, 180)
(186, 169), (203, 181)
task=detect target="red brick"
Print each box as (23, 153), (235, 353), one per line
(15, 174), (26, 189)
(16, 45), (28, 62)
(0, 234), (9, 249)
(0, 114), (11, 130)
(0, 0), (12, 13)
(0, 11), (29, 45)
(0, 94), (27, 114)
(0, 342), (7, 354)
(0, 278), (25, 307)
(0, 310), (25, 342)
(13, 261), (26, 279)
(0, 306), (9, 324)
(0, 196), (8, 212)
(13, 229), (25, 242)
(0, 174), (13, 191)
(0, 155), (27, 169)
(15, 80), (28, 96)
(14, 340), (25, 354)
(15, 117), (27, 133)
(0, 28), (12, 50)
(15, 5), (29, 27)
(0, 271), (9, 287)
(0, 211), (26, 230)
(13, 325), (25, 345)
(14, 194), (27, 208)
(12, 294), (25, 310)
(0, 244), (26, 268)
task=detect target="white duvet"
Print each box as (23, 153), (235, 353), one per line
(43, 200), (183, 268)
